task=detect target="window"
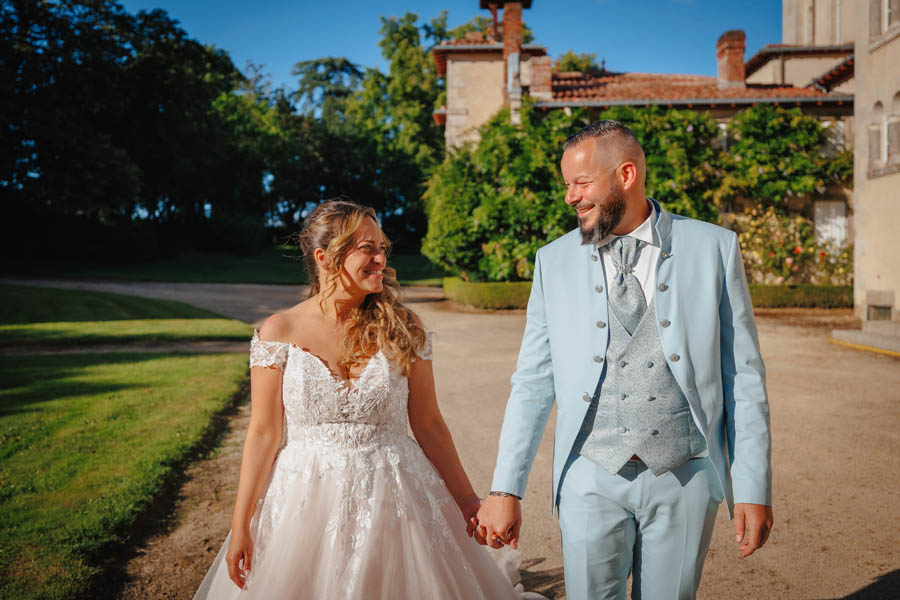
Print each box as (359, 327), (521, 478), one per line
(871, 0), (900, 39)
(869, 102), (885, 173)
(890, 92), (900, 164)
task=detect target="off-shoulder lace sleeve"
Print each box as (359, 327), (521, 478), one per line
(249, 329), (290, 370)
(415, 331), (436, 361)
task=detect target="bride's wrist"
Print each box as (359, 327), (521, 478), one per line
(456, 493), (480, 510)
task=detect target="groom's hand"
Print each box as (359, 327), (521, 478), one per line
(476, 493), (522, 549)
(733, 503), (773, 558)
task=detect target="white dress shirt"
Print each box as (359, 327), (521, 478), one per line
(595, 201), (659, 304)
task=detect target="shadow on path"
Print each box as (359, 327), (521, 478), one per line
(829, 569), (900, 600)
(84, 386), (249, 600)
(521, 557), (566, 599)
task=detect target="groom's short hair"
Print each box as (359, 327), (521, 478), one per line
(563, 120), (643, 157)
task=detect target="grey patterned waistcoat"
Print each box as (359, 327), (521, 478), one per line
(578, 301), (706, 476)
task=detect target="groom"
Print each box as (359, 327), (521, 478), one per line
(476, 120), (773, 599)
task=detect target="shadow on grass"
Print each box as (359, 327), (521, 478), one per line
(0, 353), (169, 417)
(521, 557), (566, 598)
(82, 380), (249, 600)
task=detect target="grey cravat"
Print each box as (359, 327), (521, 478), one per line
(608, 236), (647, 335)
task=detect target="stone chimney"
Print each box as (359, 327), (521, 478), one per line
(716, 30), (746, 89)
(502, 2), (524, 92)
(530, 55), (552, 100)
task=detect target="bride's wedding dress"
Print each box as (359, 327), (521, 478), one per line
(193, 332), (537, 599)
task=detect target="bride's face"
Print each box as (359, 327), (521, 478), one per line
(337, 217), (388, 296)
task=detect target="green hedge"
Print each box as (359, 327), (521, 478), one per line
(748, 284), (852, 308)
(443, 278), (852, 310)
(442, 277), (532, 309)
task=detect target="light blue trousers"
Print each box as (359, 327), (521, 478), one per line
(558, 455), (723, 600)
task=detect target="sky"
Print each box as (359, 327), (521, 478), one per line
(119, 0), (783, 92)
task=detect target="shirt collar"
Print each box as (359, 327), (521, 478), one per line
(595, 200), (659, 249)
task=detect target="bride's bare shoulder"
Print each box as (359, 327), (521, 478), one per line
(258, 299), (319, 343)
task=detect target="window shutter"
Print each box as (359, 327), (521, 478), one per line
(871, 0), (883, 38)
(869, 125), (883, 171)
(888, 118), (900, 163)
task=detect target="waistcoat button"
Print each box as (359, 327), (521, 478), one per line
(650, 428), (659, 435)
(619, 393), (627, 401)
(618, 360), (627, 368)
(646, 360), (654, 368)
(647, 395), (656, 401)
(618, 426), (627, 434)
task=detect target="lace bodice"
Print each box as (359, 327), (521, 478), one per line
(249, 330), (434, 449)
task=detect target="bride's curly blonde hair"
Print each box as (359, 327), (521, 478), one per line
(297, 199), (427, 377)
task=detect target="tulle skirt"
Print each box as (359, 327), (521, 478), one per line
(193, 431), (526, 599)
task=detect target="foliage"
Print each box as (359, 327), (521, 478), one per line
(719, 106), (853, 211)
(441, 13), (535, 43)
(344, 12), (451, 247)
(747, 284), (852, 308)
(599, 106), (722, 222)
(291, 57), (363, 120)
(731, 207), (852, 285)
(555, 50), (603, 73)
(423, 101), (584, 281)
(443, 277), (532, 309)
(423, 104), (723, 281)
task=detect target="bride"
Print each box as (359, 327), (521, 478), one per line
(194, 200), (540, 599)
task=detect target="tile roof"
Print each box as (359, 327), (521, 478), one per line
(809, 55), (854, 91)
(745, 43), (853, 77)
(540, 71), (851, 108)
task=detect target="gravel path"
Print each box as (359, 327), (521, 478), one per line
(8, 279), (899, 599)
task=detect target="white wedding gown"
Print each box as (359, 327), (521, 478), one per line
(193, 332), (541, 599)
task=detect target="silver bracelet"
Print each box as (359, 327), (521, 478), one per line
(489, 491), (521, 499)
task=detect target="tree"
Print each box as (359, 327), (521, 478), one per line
(555, 50), (603, 74)
(599, 106), (721, 222)
(291, 57), (363, 121)
(718, 105), (853, 211)
(423, 101), (584, 281)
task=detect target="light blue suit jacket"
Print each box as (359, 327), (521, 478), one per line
(490, 199), (772, 517)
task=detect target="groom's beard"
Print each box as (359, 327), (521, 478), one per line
(580, 181), (626, 246)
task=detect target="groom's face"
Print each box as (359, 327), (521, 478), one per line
(561, 140), (625, 244)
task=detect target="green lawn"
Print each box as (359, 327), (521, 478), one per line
(0, 352), (248, 599)
(0, 285), (252, 599)
(0, 284), (222, 324)
(6, 247), (447, 286)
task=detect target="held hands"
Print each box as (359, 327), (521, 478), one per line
(226, 528), (253, 589)
(733, 503), (773, 558)
(474, 493), (522, 549)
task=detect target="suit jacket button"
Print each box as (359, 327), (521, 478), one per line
(670, 353), (680, 362)
(591, 254), (598, 262)
(583, 393), (592, 402)
(658, 283), (668, 292)
(595, 284), (604, 293)
(593, 355), (604, 363)
(596, 321), (606, 328)
(661, 250), (670, 258)
(660, 319), (671, 328)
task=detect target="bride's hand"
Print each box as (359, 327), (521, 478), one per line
(458, 494), (485, 543)
(226, 529), (253, 589)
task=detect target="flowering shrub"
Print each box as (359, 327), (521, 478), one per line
(731, 206), (852, 285)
